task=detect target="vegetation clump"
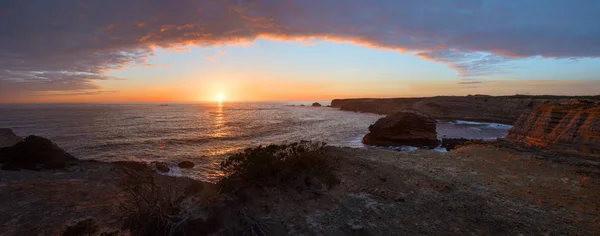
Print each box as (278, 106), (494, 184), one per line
(61, 218), (99, 236)
(218, 141), (337, 193)
(117, 169), (184, 236)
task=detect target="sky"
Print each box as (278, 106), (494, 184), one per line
(1, 0), (599, 102)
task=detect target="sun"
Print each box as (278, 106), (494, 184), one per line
(216, 93), (224, 102)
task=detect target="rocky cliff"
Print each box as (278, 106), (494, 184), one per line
(332, 95), (600, 124)
(506, 100), (600, 157)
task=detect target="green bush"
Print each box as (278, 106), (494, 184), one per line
(218, 141), (337, 193)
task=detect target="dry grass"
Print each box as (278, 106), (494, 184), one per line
(116, 168), (184, 236)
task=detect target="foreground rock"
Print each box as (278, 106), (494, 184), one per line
(0, 135), (77, 170)
(332, 95), (600, 124)
(0, 128), (21, 148)
(312, 102), (322, 107)
(507, 100), (600, 157)
(363, 111), (440, 147)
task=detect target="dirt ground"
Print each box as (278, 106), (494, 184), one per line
(0, 143), (599, 235)
(232, 143), (600, 235)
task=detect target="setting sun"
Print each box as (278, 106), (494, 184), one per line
(216, 93), (224, 102)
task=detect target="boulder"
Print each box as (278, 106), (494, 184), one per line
(311, 102), (322, 107)
(362, 111), (440, 147)
(154, 162), (170, 172)
(178, 161), (195, 169)
(506, 100), (600, 157)
(0, 135), (77, 170)
(0, 128), (22, 148)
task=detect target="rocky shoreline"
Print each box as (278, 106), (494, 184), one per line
(1, 97), (600, 235)
(331, 95), (600, 124)
(1, 136), (599, 235)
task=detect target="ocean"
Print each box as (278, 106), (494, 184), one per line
(0, 102), (511, 181)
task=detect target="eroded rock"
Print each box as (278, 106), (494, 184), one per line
(154, 162), (170, 172)
(506, 100), (600, 157)
(362, 111), (440, 147)
(178, 161), (195, 169)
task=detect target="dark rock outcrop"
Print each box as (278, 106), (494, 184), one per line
(441, 138), (471, 150)
(179, 161), (195, 169)
(362, 111), (440, 147)
(0, 135), (77, 170)
(0, 128), (21, 148)
(332, 95), (600, 124)
(312, 102), (322, 107)
(154, 162), (170, 172)
(506, 100), (600, 157)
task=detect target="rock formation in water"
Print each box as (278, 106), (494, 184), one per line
(332, 95), (600, 124)
(179, 161), (195, 169)
(506, 100), (600, 157)
(0, 128), (21, 148)
(363, 111), (440, 147)
(0, 135), (78, 170)
(312, 102), (322, 107)
(153, 161), (170, 172)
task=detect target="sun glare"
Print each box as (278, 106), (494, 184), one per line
(216, 93), (224, 102)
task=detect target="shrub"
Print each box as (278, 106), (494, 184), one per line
(62, 218), (99, 236)
(218, 141), (337, 193)
(116, 169), (184, 236)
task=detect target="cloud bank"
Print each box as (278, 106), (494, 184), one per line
(1, 0), (599, 96)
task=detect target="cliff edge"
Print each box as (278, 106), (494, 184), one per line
(331, 95), (600, 124)
(506, 100), (600, 157)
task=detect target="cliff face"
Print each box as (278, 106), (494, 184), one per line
(506, 100), (600, 157)
(331, 95), (600, 124)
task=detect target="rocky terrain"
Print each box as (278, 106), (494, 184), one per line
(362, 111), (439, 147)
(1, 130), (599, 235)
(332, 95), (600, 124)
(507, 100), (600, 157)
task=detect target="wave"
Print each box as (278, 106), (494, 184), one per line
(454, 120), (513, 129)
(123, 116), (144, 120)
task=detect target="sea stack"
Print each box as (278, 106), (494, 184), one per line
(312, 102), (322, 107)
(362, 111), (440, 147)
(506, 100), (600, 157)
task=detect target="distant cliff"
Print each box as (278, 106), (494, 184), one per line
(331, 95), (600, 124)
(506, 100), (600, 157)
